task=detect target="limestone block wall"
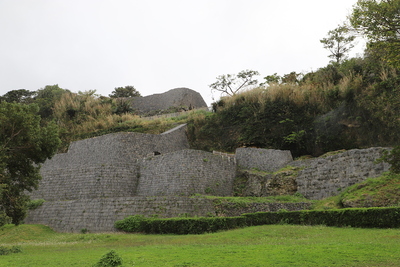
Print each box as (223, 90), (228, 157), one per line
(29, 124), (189, 200)
(24, 197), (312, 233)
(25, 197), (217, 233)
(137, 149), (236, 197)
(292, 147), (390, 199)
(30, 164), (139, 201)
(235, 148), (293, 172)
(43, 124), (189, 168)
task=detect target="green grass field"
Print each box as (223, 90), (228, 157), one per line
(0, 224), (399, 266)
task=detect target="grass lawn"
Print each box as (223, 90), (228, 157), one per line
(0, 224), (399, 266)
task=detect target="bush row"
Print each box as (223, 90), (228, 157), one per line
(115, 207), (400, 234)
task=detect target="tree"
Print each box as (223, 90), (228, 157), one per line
(320, 25), (356, 63)
(109, 86), (141, 98)
(261, 73), (282, 86)
(282, 71), (302, 84)
(350, 0), (400, 67)
(209, 70), (259, 96)
(0, 89), (35, 104)
(34, 85), (68, 120)
(0, 102), (60, 225)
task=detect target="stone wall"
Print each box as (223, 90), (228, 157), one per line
(26, 124), (240, 232)
(235, 147), (391, 200)
(29, 124), (190, 201)
(292, 147), (390, 199)
(26, 123), (392, 232)
(235, 147), (293, 172)
(138, 150), (236, 197)
(24, 197), (311, 233)
(25, 197), (216, 233)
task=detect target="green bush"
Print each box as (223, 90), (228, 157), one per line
(243, 207), (400, 228)
(379, 146), (400, 174)
(0, 246), (22, 256)
(93, 250), (122, 267)
(115, 216), (247, 235)
(115, 207), (400, 235)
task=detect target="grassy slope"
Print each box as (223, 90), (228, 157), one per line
(0, 224), (399, 266)
(313, 173), (400, 210)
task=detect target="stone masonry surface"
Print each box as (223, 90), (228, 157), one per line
(26, 123), (392, 232)
(236, 147), (293, 172)
(292, 147), (390, 199)
(138, 149), (236, 197)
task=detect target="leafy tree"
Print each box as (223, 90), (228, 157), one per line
(34, 85), (68, 120)
(350, 0), (400, 67)
(320, 25), (356, 63)
(282, 71), (302, 84)
(0, 102), (60, 225)
(0, 89), (35, 104)
(261, 73), (282, 86)
(109, 86), (141, 98)
(209, 70), (259, 96)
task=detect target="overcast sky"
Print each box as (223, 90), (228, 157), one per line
(0, 0), (364, 105)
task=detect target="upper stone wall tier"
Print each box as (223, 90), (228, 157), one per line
(292, 147), (391, 200)
(129, 88), (207, 114)
(41, 124), (189, 169)
(235, 148), (293, 172)
(137, 149), (236, 197)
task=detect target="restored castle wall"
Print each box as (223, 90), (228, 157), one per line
(30, 165), (139, 201)
(24, 197), (217, 233)
(235, 148), (293, 172)
(292, 147), (390, 200)
(137, 149), (236, 197)
(30, 124), (190, 201)
(24, 197), (312, 233)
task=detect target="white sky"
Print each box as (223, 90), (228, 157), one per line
(0, 0), (364, 106)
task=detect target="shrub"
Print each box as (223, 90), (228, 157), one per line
(0, 246), (22, 256)
(93, 250), (123, 267)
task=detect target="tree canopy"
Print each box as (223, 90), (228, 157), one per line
(350, 0), (400, 67)
(209, 70), (259, 96)
(320, 25), (356, 63)
(109, 86), (141, 98)
(0, 102), (60, 225)
(0, 89), (35, 104)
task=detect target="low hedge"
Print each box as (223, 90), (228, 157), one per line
(114, 207), (400, 234)
(114, 215), (248, 234)
(242, 207), (400, 228)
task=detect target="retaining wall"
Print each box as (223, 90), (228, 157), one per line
(24, 197), (311, 233)
(235, 148), (293, 172)
(138, 150), (236, 197)
(25, 197), (216, 232)
(292, 147), (390, 199)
